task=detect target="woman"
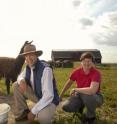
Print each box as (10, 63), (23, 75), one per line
(60, 52), (103, 124)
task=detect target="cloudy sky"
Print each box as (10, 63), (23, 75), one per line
(0, 0), (117, 63)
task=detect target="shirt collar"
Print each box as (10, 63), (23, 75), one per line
(81, 67), (94, 75)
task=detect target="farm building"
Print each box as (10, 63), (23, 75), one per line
(51, 49), (102, 64)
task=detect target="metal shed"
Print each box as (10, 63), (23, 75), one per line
(51, 49), (102, 64)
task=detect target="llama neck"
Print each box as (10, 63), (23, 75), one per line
(15, 55), (25, 73)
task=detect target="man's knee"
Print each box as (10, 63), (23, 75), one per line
(12, 82), (19, 91)
(37, 103), (56, 124)
(37, 117), (52, 124)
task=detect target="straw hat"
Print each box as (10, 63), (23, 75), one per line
(20, 44), (43, 56)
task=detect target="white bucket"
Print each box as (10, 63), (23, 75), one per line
(0, 103), (11, 124)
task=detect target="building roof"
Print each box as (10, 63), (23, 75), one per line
(52, 49), (100, 52)
(51, 49), (102, 61)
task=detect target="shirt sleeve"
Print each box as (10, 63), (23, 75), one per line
(17, 68), (26, 84)
(70, 69), (77, 81)
(31, 67), (54, 114)
(92, 70), (101, 83)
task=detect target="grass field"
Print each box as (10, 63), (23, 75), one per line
(53, 64), (117, 124)
(0, 63), (117, 124)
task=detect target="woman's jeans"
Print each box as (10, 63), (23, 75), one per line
(62, 93), (103, 118)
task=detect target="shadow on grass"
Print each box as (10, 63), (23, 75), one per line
(16, 118), (114, 124)
(52, 111), (114, 124)
(53, 118), (112, 124)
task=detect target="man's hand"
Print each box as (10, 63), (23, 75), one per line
(19, 80), (27, 93)
(27, 111), (35, 122)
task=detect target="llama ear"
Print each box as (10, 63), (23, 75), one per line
(25, 41), (29, 44)
(30, 40), (33, 44)
(24, 40), (33, 45)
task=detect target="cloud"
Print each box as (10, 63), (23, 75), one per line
(72, 0), (81, 7)
(90, 11), (117, 46)
(74, 0), (117, 17)
(79, 18), (93, 26)
(75, 0), (117, 46)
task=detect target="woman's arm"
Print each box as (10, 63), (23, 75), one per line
(59, 79), (74, 100)
(73, 81), (99, 95)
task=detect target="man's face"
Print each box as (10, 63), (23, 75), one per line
(81, 58), (93, 71)
(24, 53), (38, 67)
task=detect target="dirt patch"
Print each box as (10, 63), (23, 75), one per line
(0, 95), (14, 124)
(0, 94), (33, 124)
(0, 94), (65, 124)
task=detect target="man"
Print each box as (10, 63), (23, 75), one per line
(59, 52), (103, 124)
(13, 43), (59, 124)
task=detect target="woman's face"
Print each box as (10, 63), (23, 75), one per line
(24, 53), (38, 67)
(81, 58), (93, 72)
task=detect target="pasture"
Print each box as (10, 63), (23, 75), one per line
(0, 63), (117, 124)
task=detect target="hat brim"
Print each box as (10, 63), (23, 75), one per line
(19, 50), (43, 56)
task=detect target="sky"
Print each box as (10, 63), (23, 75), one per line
(0, 0), (117, 63)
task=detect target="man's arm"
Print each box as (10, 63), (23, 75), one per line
(17, 68), (27, 93)
(17, 69), (26, 84)
(31, 67), (54, 115)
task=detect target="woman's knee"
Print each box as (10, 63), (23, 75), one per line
(62, 102), (70, 112)
(62, 100), (75, 112)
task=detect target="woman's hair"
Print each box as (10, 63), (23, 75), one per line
(80, 52), (95, 62)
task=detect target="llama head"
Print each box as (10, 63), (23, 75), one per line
(19, 41), (33, 54)
(15, 41), (34, 76)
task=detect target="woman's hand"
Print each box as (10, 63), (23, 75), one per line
(70, 88), (78, 96)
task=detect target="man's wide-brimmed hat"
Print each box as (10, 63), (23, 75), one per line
(20, 44), (43, 56)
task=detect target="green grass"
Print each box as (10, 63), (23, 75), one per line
(53, 64), (117, 124)
(0, 64), (117, 124)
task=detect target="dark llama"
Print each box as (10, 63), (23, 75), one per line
(0, 41), (33, 94)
